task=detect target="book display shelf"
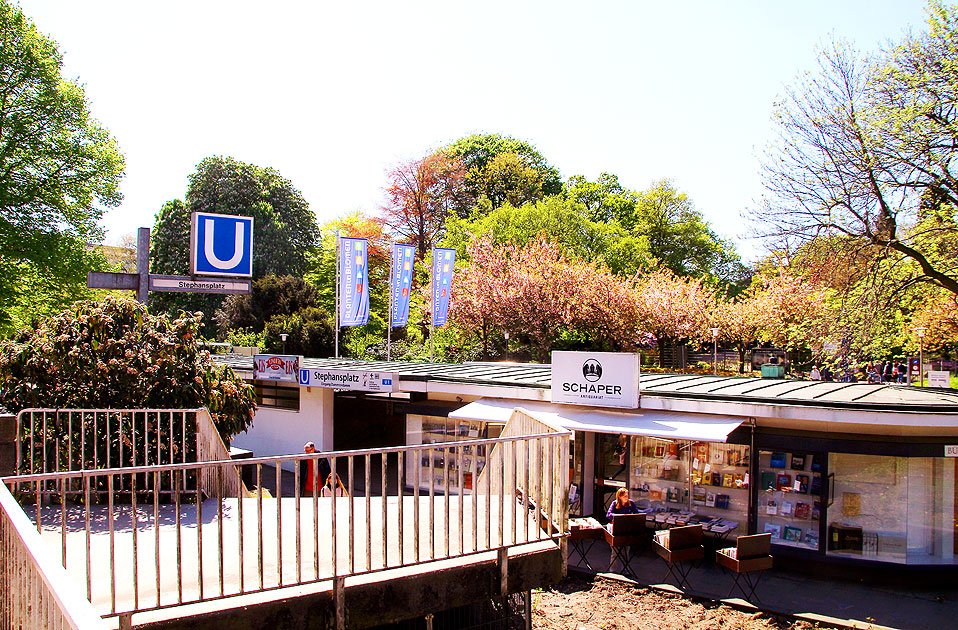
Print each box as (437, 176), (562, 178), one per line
(757, 450), (822, 551)
(629, 437), (744, 537)
(406, 414), (502, 493)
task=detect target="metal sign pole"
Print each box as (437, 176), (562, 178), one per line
(136, 228), (150, 305)
(335, 231), (340, 359)
(387, 243), (393, 362)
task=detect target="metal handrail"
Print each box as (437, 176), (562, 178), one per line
(4, 429), (571, 620)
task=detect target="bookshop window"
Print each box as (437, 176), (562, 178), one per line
(253, 380), (300, 410)
(630, 437), (688, 508)
(689, 443), (748, 532)
(827, 454), (958, 565)
(757, 450), (822, 551)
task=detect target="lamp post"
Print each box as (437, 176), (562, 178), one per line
(711, 327), (720, 376)
(916, 327), (926, 387)
(280, 333), (288, 355)
(504, 331), (510, 362)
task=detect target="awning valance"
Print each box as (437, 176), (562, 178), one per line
(449, 398), (745, 443)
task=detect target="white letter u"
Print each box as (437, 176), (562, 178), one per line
(204, 219), (245, 270)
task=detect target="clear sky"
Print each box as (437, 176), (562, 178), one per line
(19, 1), (930, 260)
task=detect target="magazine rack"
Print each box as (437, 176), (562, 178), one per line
(653, 524), (704, 589)
(715, 533), (773, 602)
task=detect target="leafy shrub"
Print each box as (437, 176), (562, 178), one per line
(0, 296), (255, 439)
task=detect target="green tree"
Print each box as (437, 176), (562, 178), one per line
(150, 157), (320, 333)
(215, 275), (320, 334)
(0, 296), (255, 439)
(262, 306), (335, 358)
(757, 4), (958, 298)
(565, 172), (638, 226)
(0, 2), (124, 331)
(443, 196), (651, 277)
(443, 133), (561, 210)
(634, 179), (747, 290)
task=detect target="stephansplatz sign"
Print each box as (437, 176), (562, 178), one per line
(551, 351), (640, 408)
(298, 368), (399, 393)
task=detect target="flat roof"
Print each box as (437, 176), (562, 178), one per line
(212, 355), (958, 413)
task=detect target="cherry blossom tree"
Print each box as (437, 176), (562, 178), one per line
(632, 270), (714, 366)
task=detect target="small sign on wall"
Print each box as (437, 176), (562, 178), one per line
(945, 445), (958, 458)
(253, 355), (301, 383)
(928, 371), (952, 389)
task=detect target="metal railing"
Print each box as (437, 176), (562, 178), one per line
(15, 408), (244, 499)
(0, 482), (103, 630)
(4, 426), (570, 620)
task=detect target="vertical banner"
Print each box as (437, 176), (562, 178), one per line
(339, 237), (369, 326)
(391, 244), (416, 327)
(432, 247), (456, 326)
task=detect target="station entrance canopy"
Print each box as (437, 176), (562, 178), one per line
(449, 398), (745, 443)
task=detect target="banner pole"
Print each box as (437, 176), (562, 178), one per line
(335, 230), (340, 359)
(387, 243), (393, 362)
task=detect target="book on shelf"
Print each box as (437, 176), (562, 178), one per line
(727, 447), (743, 467)
(692, 487), (706, 506)
(764, 523), (782, 538)
(810, 476), (822, 495)
(765, 499), (778, 515)
(776, 473), (792, 491)
(711, 472), (724, 486)
(770, 452), (787, 468)
(782, 501), (793, 517)
(734, 473), (746, 488)
(784, 526), (803, 542)
(761, 471), (776, 490)
(722, 473), (734, 488)
(790, 454), (806, 470)
(711, 448), (725, 465)
(811, 504), (821, 520)
(796, 474), (810, 493)
(811, 454), (823, 472)
(705, 492), (716, 507)
(794, 502), (811, 519)
(805, 530), (820, 547)
(715, 494), (730, 509)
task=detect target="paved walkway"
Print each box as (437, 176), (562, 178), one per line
(568, 537), (958, 630)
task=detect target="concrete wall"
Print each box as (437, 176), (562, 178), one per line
(137, 546), (562, 630)
(232, 387), (335, 458)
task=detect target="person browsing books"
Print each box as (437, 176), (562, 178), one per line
(606, 488), (639, 520)
(606, 488), (640, 571)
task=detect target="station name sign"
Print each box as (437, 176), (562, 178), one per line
(253, 354), (301, 384)
(298, 368), (398, 393)
(551, 351), (640, 409)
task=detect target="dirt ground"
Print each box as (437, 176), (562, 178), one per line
(532, 576), (824, 630)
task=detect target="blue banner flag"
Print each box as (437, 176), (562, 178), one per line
(391, 244), (416, 327)
(432, 248), (456, 326)
(339, 237), (369, 326)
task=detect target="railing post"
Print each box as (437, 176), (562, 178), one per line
(333, 576), (346, 630)
(497, 546), (508, 598)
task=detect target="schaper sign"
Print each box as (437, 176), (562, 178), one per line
(550, 351), (640, 408)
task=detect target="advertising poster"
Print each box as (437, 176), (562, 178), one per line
(432, 248), (456, 326)
(391, 244), (416, 326)
(340, 237), (369, 326)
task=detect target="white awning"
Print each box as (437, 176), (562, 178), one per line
(449, 398), (745, 443)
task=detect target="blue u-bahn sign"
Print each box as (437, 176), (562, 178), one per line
(190, 212), (254, 277)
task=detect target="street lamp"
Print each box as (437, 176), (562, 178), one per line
(917, 327), (927, 386)
(504, 331), (510, 362)
(280, 333), (288, 355)
(711, 327), (720, 376)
